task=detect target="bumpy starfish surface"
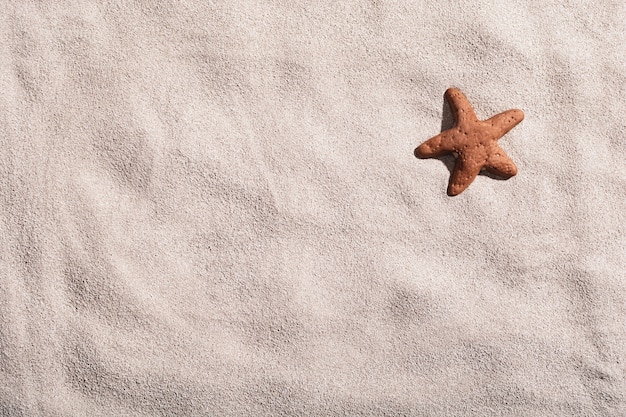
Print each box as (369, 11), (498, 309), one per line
(415, 88), (524, 196)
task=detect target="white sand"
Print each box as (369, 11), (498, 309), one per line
(1, 1), (625, 415)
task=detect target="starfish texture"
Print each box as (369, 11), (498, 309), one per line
(415, 88), (524, 196)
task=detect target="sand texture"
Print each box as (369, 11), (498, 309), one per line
(1, 1), (625, 416)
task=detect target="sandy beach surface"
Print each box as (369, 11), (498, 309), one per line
(1, 1), (625, 416)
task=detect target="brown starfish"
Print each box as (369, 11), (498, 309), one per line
(415, 88), (524, 196)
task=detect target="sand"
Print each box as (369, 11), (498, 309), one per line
(1, 1), (625, 416)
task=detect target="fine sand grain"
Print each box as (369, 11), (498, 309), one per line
(1, 1), (625, 416)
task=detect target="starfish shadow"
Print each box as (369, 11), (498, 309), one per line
(413, 95), (512, 181)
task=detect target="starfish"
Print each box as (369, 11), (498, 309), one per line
(415, 88), (524, 196)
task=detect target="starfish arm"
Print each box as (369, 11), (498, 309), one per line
(484, 109), (524, 138)
(447, 156), (483, 196)
(445, 88), (477, 125)
(485, 150), (518, 178)
(415, 131), (455, 158)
